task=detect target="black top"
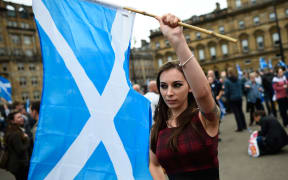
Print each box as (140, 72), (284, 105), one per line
(168, 168), (219, 180)
(258, 115), (288, 152)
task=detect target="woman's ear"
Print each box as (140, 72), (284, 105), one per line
(188, 87), (192, 93)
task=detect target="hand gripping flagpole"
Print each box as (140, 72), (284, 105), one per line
(123, 7), (238, 43)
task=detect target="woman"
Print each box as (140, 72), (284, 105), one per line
(272, 67), (288, 127)
(149, 14), (220, 180)
(4, 111), (31, 180)
(224, 67), (247, 132)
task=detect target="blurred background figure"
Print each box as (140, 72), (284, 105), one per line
(30, 101), (40, 142)
(245, 72), (264, 126)
(254, 110), (288, 156)
(4, 111), (31, 180)
(224, 67), (247, 132)
(133, 84), (143, 94)
(272, 67), (288, 128)
(261, 68), (277, 117)
(144, 80), (159, 119)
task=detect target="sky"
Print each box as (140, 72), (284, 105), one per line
(6, 0), (228, 47)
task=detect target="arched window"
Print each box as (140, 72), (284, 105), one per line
(198, 49), (205, 61)
(241, 39), (249, 52)
(256, 36), (264, 49)
(221, 44), (228, 56)
(272, 32), (280, 46)
(236, 0), (242, 8)
(6, 5), (16, 17)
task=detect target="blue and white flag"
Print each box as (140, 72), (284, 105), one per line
(30, 0), (152, 179)
(236, 64), (243, 79)
(268, 59), (273, 69)
(0, 76), (12, 103)
(259, 57), (268, 70)
(278, 60), (287, 68)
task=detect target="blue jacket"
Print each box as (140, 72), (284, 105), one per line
(224, 76), (243, 101)
(245, 80), (263, 103)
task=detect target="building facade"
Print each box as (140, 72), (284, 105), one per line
(129, 40), (156, 90)
(150, 0), (288, 76)
(0, 0), (42, 103)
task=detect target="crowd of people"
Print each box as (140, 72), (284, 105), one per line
(0, 100), (40, 180)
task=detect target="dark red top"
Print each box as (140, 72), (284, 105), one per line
(156, 114), (219, 179)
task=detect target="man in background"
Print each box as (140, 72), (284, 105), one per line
(144, 80), (159, 119)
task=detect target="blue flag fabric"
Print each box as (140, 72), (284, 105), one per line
(268, 59), (273, 69)
(278, 60), (287, 68)
(30, 0), (152, 179)
(0, 76), (12, 103)
(259, 57), (268, 70)
(236, 64), (243, 79)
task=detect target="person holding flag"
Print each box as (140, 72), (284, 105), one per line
(149, 14), (220, 180)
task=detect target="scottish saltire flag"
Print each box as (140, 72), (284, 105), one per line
(236, 64), (243, 79)
(0, 76), (12, 103)
(30, 0), (152, 179)
(278, 60), (287, 68)
(259, 57), (268, 70)
(268, 59), (273, 69)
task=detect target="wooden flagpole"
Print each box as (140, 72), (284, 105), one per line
(123, 7), (238, 43)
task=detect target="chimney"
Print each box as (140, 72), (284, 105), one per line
(215, 2), (220, 11)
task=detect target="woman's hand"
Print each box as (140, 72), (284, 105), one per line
(156, 14), (185, 48)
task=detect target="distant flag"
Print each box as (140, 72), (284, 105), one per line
(236, 64), (243, 79)
(26, 99), (30, 113)
(0, 76), (12, 103)
(30, 0), (152, 180)
(278, 60), (287, 68)
(268, 59), (273, 69)
(259, 57), (268, 70)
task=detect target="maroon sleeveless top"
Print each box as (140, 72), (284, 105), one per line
(155, 114), (219, 179)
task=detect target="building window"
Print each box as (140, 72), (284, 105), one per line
(10, 34), (20, 44)
(21, 92), (29, 101)
(272, 32), (280, 46)
(2, 64), (7, 72)
(25, 49), (33, 57)
(19, 77), (27, 87)
(196, 32), (201, 40)
(19, 7), (29, 19)
(29, 64), (36, 71)
(18, 64), (24, 71)
(269, 12), (276, 21)
(24, 23), (30, 29)
(31, 76), (38, 86)
(209, 46), (216, 60)
(33, 91), (40, 100)
(245, 59), (251, 65)
(236, 0), (242, 8)
(241, 39), (249, 52)
(286, 9), (288, 17)
(251, 0), (256, 4)
(158, 58), (163, 67)
(165, 40), (170, 47)
(14, 49), (22, 56)
(155, 42), (160, 49)
(239, 20), (245, 29)
(253, 16), (260, 25)
(219, 26), (225, 34)
(221, 44), (228, 56)
(23, 36), (32, 45)
(256, 36), (264, 49)
(167, 56), (172, 61)
(0, 48), (5, 56)
(185, 34), (190, 42)
(198, 49), (205, 60)
(6, 5), (16, 17)
(0, 34), (3, 42)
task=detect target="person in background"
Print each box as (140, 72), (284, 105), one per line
(255, 70), (262, 85)
(224, 67), (247, 132)
(31, 101), (40, 141)
(272, 67), (288, 128)
(132, 84), (143, 94)
(144, 80), (159, 119)
(4, 111), (31, 180)
(254, 110), (288, 155)
(245, 72), (264, 126)
(261, 68), (277, 117)
(149, 14), (220, 180)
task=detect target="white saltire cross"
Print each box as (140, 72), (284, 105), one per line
(33, 0), (135, 179)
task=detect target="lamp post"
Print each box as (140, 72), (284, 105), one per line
(273, 0), (285, 63)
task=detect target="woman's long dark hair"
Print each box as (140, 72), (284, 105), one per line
(150, 62), (200, 153)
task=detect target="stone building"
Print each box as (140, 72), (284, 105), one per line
(0, 0), (42, 103)
(149, 0), (288, 76)
(130, 40), (156, 90)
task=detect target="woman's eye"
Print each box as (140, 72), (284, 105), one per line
(174, 83), (182, 88)
(160, 84), (168, 89)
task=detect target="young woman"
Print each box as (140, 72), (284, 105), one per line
(4, 111), (31, 180)
(149, 14), (220, 180)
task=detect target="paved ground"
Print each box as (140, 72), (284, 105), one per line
(1, 113), (288, 180)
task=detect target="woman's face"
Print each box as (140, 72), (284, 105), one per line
(278, 69), (283, 77)
(159, 68), (191, 111)
(12, 113), (24, 126)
